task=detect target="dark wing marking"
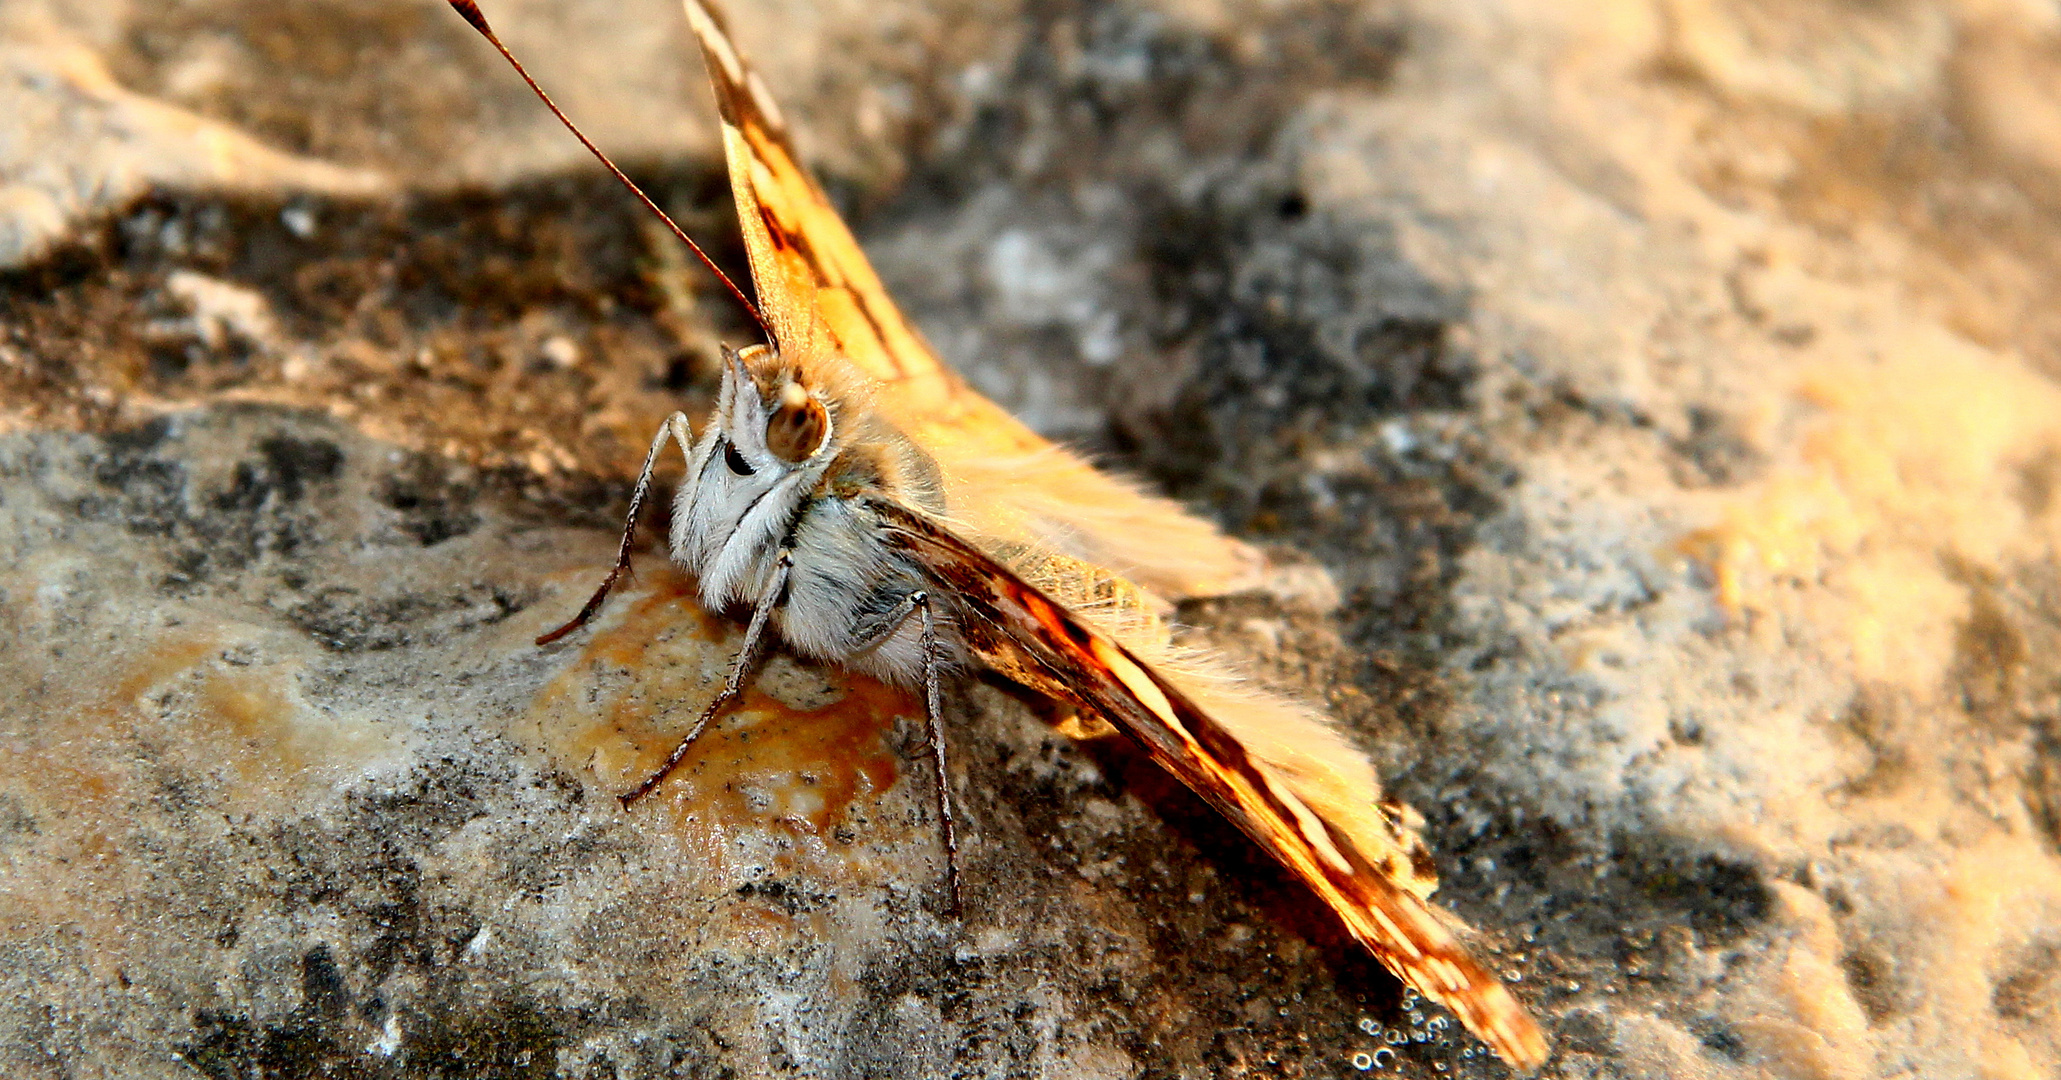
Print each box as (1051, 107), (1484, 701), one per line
(870, 497), (1550, 1071)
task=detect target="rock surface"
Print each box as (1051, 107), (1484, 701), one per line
(4, 1), (2061, 1078)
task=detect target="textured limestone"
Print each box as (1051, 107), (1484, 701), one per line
(3, 1), (2061, 1078)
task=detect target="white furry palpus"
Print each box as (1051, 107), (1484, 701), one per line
(448, 0), (1547, 1067)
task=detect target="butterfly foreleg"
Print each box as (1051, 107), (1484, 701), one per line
(539, 412), (697, 646)
(618, 548), (793, 809)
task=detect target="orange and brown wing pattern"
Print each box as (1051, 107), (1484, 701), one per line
(871, 497), (1550, 1071)
(679, 0), (1256, 599)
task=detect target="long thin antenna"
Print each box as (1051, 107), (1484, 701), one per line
(448, 0), (770, 340)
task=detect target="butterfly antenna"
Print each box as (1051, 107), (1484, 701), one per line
(448, 0), (771, 341)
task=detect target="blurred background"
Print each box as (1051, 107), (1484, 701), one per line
(2, 1), (2060, 1077)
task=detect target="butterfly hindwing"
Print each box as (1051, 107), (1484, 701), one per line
(869, 497), (1549, 1071)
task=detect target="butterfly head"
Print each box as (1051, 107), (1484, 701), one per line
(713, 343), (832, 466)
(674, 344), (836, 598)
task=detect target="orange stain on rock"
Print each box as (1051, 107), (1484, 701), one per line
(4, 625), (374, 850)
(0, 630), (314, 966)
(193, 664), (313, 784)
(525, 563), (920, 886)
(113, 635), (219, 708)
(0, 633), (219, 824)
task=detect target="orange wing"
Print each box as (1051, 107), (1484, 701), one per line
(679, 0), (1258, 600)
(871, 497), (1549, 1070)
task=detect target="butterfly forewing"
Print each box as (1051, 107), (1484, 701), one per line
(679, 0), (1258, 601)
(682, 0), (1023, 433)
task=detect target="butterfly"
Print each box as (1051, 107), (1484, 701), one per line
(449, 0), (1547, 1068)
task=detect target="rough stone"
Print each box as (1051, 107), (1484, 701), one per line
(3, 1), (2060, 1078)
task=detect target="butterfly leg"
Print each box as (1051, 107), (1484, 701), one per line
(618, 549), (793, 809)
(912, 591), (963, 917)
(846, 590), (963, 915)
(537, 412), (696, 646)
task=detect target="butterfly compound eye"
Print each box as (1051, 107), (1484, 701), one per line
(765, 381), (829, 462)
